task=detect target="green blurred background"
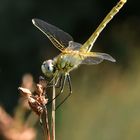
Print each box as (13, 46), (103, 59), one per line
(0, 0), (140, 139)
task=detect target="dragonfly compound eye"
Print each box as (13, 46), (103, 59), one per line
(41, 60), (54, 77)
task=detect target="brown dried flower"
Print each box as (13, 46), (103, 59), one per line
(18, 74), (48, 116)
(19, 83), (48, 116)
(19, 74), (51, 140)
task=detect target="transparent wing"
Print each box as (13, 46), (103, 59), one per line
(82, 57), (104, 65)
(66, 41), (82, 51)
(82, 52), (116, 65)
(32, 18), (73, 51)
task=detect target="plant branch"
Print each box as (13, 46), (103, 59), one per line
(41, 108), (51, 140)
(51, 80), (56, 140)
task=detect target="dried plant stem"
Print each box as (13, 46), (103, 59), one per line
(41, 108), (51, 140)
(52, 81), (56, 140)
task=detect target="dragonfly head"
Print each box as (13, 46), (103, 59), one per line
(41, 59), (55, 77)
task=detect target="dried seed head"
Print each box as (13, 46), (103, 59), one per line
(19, 75), (48, 116)
(18, 87), (32, 98)
(28, 96), (43, 115)
(35, 84), (43, 96)
(39, 76), (47, 88)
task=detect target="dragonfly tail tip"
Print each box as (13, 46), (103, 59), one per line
(121, 0), (127, 3)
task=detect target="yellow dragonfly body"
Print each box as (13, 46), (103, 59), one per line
(32, 0), (126, 108)
(54, 45), (115, 73)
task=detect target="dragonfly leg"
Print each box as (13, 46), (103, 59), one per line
(47, 75), (62, 88)
(56, 74), (72, 110)
(39, 75), (57, 87)
(46, 75), (66, 105)
(55, 75), (63, 88)
(48, 70), (59, 85)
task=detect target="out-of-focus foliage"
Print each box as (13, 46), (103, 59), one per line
(58, 51), (140, 140)
(0, 0), (140, 139)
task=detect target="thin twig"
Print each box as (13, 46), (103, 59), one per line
(41, 107), (51, 140)
(51, 80), (56, 140)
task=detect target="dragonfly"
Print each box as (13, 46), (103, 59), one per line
(32, 0), (126, 108)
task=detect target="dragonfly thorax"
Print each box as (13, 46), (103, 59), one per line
(53, 53), (83, 73)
